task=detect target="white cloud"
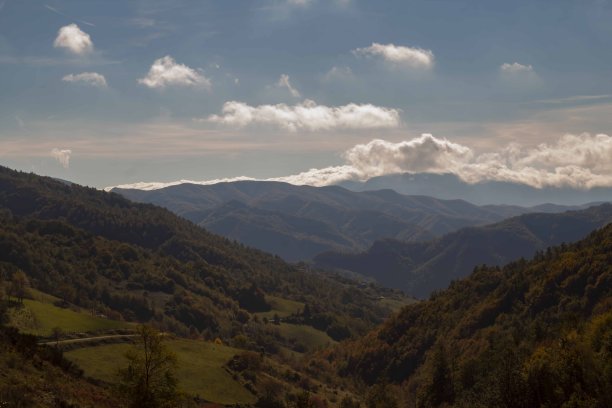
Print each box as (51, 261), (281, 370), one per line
(323, 66), (354, 81)
(62, 72), (107, 88)
(110, 133), (612, 191)
(53, 24), (93, 55)
(206, 100), (401, 132)
(276, 74), (301, 97)
(138, 56), (211, 89)
(287, 0), (313, 6)
(353, 42), (434, 69)
(51, 148), (72, 169)
(500, 62), (534, 74)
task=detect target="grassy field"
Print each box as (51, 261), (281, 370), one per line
(7, 298), (129, 336)
(276, 323), (335, 350)
(65, 338), (256, 405)
(255, 295), (305, 319)
(379, 296), (419, 312)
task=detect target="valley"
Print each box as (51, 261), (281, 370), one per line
(1, 166), (610, 407)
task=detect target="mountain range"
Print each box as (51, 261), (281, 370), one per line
(339, 172), (612, 206)
(315, 203), (612, 298)
(112, 181), (597, 262)
(2, 165), (611, 407)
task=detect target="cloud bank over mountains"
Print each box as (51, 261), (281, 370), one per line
(109, 133), (612, 191)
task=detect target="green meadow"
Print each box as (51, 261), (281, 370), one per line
(65, 338), (256, 405)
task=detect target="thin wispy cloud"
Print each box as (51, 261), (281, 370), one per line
(323, 66), (354, 82)
(44, 4), (64, 15)
(527, 94), (612, 105)
(130, 17), (157, 28)
(138, 56), (211, 89)
(53, 24), (94, 55)
(45, 4), (95, 26)
(62, 72), (107, 88)
(51, 148), (72, 169)
(276, 74), (301, 97)
(287, 0), (313, 6)
(353, 43), (434, 69)
(206, 100), (401, 131)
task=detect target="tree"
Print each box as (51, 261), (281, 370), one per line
(292, 391), (316, 408)
(425, 343), (454, 407)
(366, 384), (398, 408)
(0, 278), (5, 302)
(9, 271), (29, 303)
(117, 325), (178, 408)
(58, 283), (76, 306)
(51, 327), (64, 347)
(340, 395), (361, 408)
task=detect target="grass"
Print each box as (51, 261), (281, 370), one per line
(65, 338), (256, 405)
(379, 296), (419, 312)
(276, 323), (335, 350)
(7, 298), (129, 336)
(27, 287), (61, 304)
(255, 295), (305, 319)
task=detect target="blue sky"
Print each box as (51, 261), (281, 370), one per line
(1, 0), (612, 189)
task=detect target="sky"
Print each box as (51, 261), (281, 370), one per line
(1, 0), (612, 190)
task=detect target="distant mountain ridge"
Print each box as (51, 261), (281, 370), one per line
(339, 172), (612, 206)
(314, 203), (612, 298)
(112, 181), (596, 262)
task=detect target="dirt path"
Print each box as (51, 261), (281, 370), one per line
(39, 334), (136, 346)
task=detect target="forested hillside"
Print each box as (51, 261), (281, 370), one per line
(0, 325), (119, 407)
(322, 223), (612, 407)
(0, 166), (400, 350)
(315, 204), (612, 297)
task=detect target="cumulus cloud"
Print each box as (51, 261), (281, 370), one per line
(62, 72), (107, 88)
(206, 100), (401, 131)
(323, 66), (354, 81)
(500, 62), (534, 74)
(110, 133), (612, 191)
(51, 148), (72, 169)
(276, 74), (301, 97)
(53, 24), (93, 55)
(353, 42), (434, 69)
(138, 56), (211, 89)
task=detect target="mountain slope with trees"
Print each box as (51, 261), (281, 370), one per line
(0, 166), (400, 351)
(315, 204), (612, 298)
(322, 223), (612, 407)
